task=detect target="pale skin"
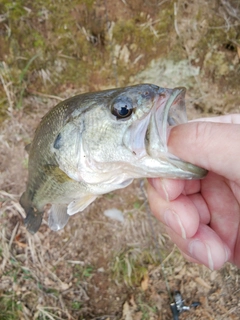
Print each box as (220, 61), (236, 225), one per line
(147, 114), (240, 270)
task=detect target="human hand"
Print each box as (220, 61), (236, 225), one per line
(147, 114), (240, 270)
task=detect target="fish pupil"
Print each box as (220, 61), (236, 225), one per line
(116, 105), (132, 118)
(119, 106), (129, 116)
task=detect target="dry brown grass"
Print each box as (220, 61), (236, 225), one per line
(0, 0), (240, 319)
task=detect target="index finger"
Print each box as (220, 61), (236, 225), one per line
(148, 178), (201, 201)
(190, 114), (240, 124)
(168, 121), (240, 181)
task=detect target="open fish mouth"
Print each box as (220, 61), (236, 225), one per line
(124, 86), (207, 179)
(153, 87), (207, 178)
(124, 87), (187, 157)
(149, 87), (187, 155)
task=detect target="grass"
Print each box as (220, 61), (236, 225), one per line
(137, 296), (158, 320)
(112, 247), (158, 287)
(1, 0), (152, 115)
(73, 264), (94, 284)
(0, 0), (181, 119)
(0, 0), (240, 319)
(71, 301), (82, 311)
(0, 294), (23, 320)
(16, 54), (40, 109)
(0, 0), (239, 120)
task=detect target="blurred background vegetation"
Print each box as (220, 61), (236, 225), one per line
(0, 0), (239, 119)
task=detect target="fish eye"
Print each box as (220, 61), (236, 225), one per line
(111, 97), (133, 120)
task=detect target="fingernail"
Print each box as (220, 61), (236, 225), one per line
(161, 179), (169, 202)
(164, 209), (186, 239)
(224, 245), (230, 263)
(149, 178), (169, 202)
(189, 240), (214, 270)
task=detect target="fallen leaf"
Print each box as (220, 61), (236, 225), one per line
(60, 282), (70, 290)
(44, 278), (55, 287)
(121, 301), (133, 320)
(132, 312), (143, 320)
(129, 295), (137, 309)
(121, 296), (138, 320)
(15, 234), (27, 248)
(15, 240), (27, 248)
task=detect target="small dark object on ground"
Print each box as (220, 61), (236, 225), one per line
(170, 290), (201, 320)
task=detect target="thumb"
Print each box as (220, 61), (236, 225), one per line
(168, 121), (240, 181)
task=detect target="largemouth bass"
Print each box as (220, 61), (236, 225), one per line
(20, 84), (207, 234)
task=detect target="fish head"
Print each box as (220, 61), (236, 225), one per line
(54, 84), (207, 188)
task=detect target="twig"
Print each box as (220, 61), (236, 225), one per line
(0, 62), (15, 112)
(8, 222), (19, 251)
(221, 0), (240, 21)
(174, 2), (180, 37)
(27, 90), (64, 101)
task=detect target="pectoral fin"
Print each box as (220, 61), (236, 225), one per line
(48, 204), (70, 231)
(43, 165), (73, 183)
(67, 194), (97, 216)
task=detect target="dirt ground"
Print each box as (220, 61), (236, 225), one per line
(0, 0), (240, 319)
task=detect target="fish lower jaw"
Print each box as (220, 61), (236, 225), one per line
(167, 157), (208, 179)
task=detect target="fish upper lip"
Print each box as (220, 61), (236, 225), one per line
(144, 87), (186, 157)
(123, 87), (187, 158)
(155, 87), (186, 147)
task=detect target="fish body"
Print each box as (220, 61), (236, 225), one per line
(20, 84), (207, 233)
